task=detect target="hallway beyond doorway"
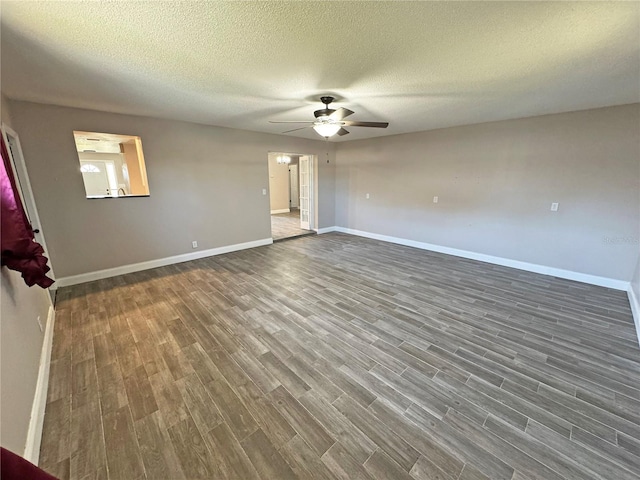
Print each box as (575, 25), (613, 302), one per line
(271, 209), (314, 241)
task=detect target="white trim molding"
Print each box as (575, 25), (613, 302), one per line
(332, 227), (630, 291)
(23, 305), (55, 465)
(270, 208), (290, 214)
(628, 287), (640, 346)
(315, 226), (338, 234)
(56, 238), (273, 288)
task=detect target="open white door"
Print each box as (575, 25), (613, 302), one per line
(2, 124), (56, 281)
(299, 156), (310, 230)
(289, 164), (299, 209)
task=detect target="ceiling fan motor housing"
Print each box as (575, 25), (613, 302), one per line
(314, 96), (336, 118)
(314, 108), (335, 118)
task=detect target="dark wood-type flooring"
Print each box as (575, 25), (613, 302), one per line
(39, 233), (640, 479)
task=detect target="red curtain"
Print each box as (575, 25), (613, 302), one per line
(0, 134), (54, 288)
(1, 447), (58, 480)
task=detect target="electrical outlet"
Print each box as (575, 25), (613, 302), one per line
(262, 188), (267, 195)
(433, 196), (439, 203)
(37, 316), (43, 332)
(366, 193), (370, 199)
(551, 202), (559, 211)
(192, 240), (198, 249)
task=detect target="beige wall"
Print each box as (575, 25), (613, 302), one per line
(1, 94), (52, 456)
(9, 100), (336, 278)
(268, 153), (291, 212)
(335, 104), (640, 282)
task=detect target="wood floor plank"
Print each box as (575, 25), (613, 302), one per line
(299, 391), (377, 464)
(71, 358), (99, 410)
(166, 414), (214, 479)
(524, 419), (640, 480)
(93, 333), (117, 369)
(364, 449), (414, 480)
(44, 458), (71, 480)
(320, 441), (374, 480)
(409, 455), (458, 480)
(232, 347), (281, 394)
(366, 399), (464, 478)
(203, 422), (261, 480)
(280, 435), (339, 480)
(47, 355), (71, 403)
(203, 375), (259, 441)
(259, 350), (312, 397)
(466, 375), (573, 438)
(147, 368), (190, 429)
(176, 373), (224, 434)
(432, 371), (529, 431)
(333, 394), (420, 471)
(240, 428), (298, 480)
(233, 381), (298, 449)
(444, 410), (569, 480)
(404, 403), (514, 480)
(501, 379), (618, 443)
(340, 363), (413, 412)
(134, 411), (186, 480)
(103, 406), (145, 480)
(96, 363), (128, 414)
(123, 365), (159, 421)
(39, 396), (71, 472)
(267, 385), (335, 456)
(571, 426), (640, 476)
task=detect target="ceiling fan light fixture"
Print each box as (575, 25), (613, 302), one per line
(276, 155), (291, 164)
(313, 123), (341, 138)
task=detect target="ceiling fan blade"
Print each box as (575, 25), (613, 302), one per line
(337, 128), (350, 136)
(269, 120), (315, 124)
(282, 126), (313, 133)
(329, 108), (354, 120)
(342, 121), (389, 128)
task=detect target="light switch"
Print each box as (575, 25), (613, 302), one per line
(366, 193), (370, 199)
(551, 202), (559, 211)
(433, 196), (439, 203)
(262, 188), (267, 195)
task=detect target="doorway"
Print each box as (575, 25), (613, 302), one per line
(2, 123), (56, 284)
(267, 152), (316, 241)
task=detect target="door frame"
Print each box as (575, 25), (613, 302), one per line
(267, 151), (316, 236)
(2, 123), (56, 281)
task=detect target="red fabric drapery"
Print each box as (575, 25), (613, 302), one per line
(1, 447), (58, 480)
(0, 133), (54, 288)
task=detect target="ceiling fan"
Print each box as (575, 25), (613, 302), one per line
(270, 96), (389, 138)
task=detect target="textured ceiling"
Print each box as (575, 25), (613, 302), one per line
(1, 1), (639, 141)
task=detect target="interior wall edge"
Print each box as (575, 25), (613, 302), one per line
(332, 227), (631, 291)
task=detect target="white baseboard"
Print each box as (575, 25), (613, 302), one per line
(628, 287), (640, 346)
(316, 226), (338, 234)
(332, 227), (629, 291)
(55, 238), (273, 288)
(23, 305), (55, 465)
(271, 208), (290, 214)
